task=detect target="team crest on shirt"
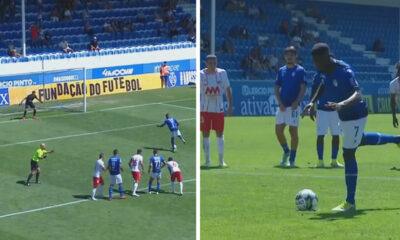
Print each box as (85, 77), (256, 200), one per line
(333, 79), (338, 87)
(292, 72), (295, 77)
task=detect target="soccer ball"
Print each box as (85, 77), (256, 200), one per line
(295, 189), (318, 211)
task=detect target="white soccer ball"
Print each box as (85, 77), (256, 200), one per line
(295, 189), (318, 211)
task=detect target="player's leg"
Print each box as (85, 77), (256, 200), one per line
(160, 76), (164, 88)
(35, 167), (41, 184)
(332, 117), (366, 211)
(92, 177), (98, 200)
(316, 135), (324, 167)
(178, 172), (183, 195)
(108, 183), (113, 200)
(177, 130), (186, 143)
(201, 112), (212, 167)
(148, 176), (154, 193)
(156, 175), (161, 194)
(276, 108), (290, 165)
(171, 176), (175, 193)
(171, 134), (176, 152)
(32, 107), (37, 120)
(359, 132), (400, 146)
(329, 111), (342, 167)
(26, 161), (37, 186)
(288, 126), (298, 167)
(132, 172), (140, 196)
(97, 177), (104, 198)
(316, 110), (327, 167)
(212, 112), (226, 167)
(22, 105), (28, 120)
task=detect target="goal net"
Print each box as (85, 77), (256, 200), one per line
(0, 68), (87, 118)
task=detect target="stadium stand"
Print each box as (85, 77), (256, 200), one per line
(201, 0), (398, 82)
(0, 0), (196, 62)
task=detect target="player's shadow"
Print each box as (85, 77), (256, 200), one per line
(143, 146), (172, 153)
(123, 190), (146, 195)
(309, 207), (400, 221)
(307, 166), (343, 170)
(200, 166), (228, 170)
(73, 194), (91, 199)
(273, 165), (300, 169)
(16, 180), (27, 185)
(390, 166), (400, 171)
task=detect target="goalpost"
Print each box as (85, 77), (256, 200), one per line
(0, 67), (87, 117)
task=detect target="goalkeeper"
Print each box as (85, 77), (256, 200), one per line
(25, 143), (54, 186)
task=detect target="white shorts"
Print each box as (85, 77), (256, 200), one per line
(340, 117), (367, 149)
(275, 107), (300, 127)
(151, 172), (162, 179)
(316, 110), (341, 136)
(171, 130), (182, 138)
(110, 174), (123, 185)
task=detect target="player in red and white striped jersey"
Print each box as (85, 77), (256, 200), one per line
(166, 157), (183, 195)
(200, 55), (232, 168)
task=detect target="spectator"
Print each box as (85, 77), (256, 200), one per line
(237, 25), (250, 39)
(268, 54), (279, 72)
(291, 35), (302, 49)
(63, 8), (72, 21)
(154, 10), (164, 23)
(258, 31), (270, 47)
(221, 37), (235, 54)
(103, 20), (113, 33)
(136, 10), (146, 24)
(157, 23), (167, 37)
(306, 5), (325, 23)
(84, 21), (94, 36)
(88, 36), (100, 51)
(223, 0), (246, 12)
(30, 23), (40, 47)
(247, 4), (260, 19)
(50, 7), (61, 22)
(168, 24), (179, 38)
(82, 8), (90, 22)
(242, 55), (253, 79)
(59, 38), (74, 53)
(7, 42), (21, 58)
(123, 19), (134, 33)
(279, 20), (290, 35)
(372, 38), (385, 52)
(187, 29), (195, 43)
(43, 30), (52, 47)
(201, 33), (210, 53)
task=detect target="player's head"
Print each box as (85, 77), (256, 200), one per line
(283, 46), (297, 65)
(311, 43), (331, 72)
(32, 90), (36, 94)
(153, 149), (158, 155)
(99, 153), (104, 159)
(168, 157), (173, 162)
(137, 149), (142, 154)
(206, 54), (217, 71)
(163, 61), (167, 65)
(40, 143), (46, 150)
(165, 113), (170, 119)
(113, 149), (118, 156)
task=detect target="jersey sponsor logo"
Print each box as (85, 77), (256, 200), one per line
(0, 88), (10, 106)
(333, 79), (338, 87)
(102, 68), (134, 77)
(292, 72), (295, 77)
(205, 86), (220, 95)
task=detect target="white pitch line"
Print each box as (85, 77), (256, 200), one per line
(0, 178), (196, 220)
(208, 170), (400, 181)
(158, 103), (196, 110)
(0, 118), (195, 148)
(0, 98), (195, 125)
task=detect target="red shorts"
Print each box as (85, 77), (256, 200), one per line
(200, 112), (225, 132)
(170, 172), (183, 182)
(131, 171), (141, 182)
(93, 176), (104, 188)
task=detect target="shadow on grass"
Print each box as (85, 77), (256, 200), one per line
(16, 180), (26, 185)
(390, 167), (400, 171)
(309, 207), (400, 221)
(273, 165), (300, 169)
(143, 146), (172, 153)
(200, 166), (228, 170)
(73, 194), (91, 199)
(308, 166), (343, 170)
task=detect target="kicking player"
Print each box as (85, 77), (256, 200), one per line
(19, 90), (43, 120)
(25, 143), (54, 186)
(107, 149), (126, 201)
(309, 71), (343, 168)
(200, 54), (232, 168)
(303, 43), (400, 211)
(92, 153), (106, 200)
(166, 157), (183, 195)
(390, 61), (400, 128)
(129, 149), (144, 197)
(157, 113), (186, 152)
(148, 149), (165, 194)
(275, 46), (306, 167)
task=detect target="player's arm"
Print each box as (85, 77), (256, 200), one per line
(128, 158), (132, 168)
(325, 90), (362, 111)
(274, 85), (285, 111)
(119, 163), (123, 172)
(161, 161), (166, 168)
(302, 77), (324, 118)
(19, 97), (26, 105)
(35, 95), (43, 103)
(291, 83), (306, 110)
(390, 93), (398, 128)
(148, 163), (152, 173)
(140, 161), (145, 174)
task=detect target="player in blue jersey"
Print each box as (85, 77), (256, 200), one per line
(157, 113), (186, 152)
(275, 46), (306, 168)
(303, 43), (400, 211)
(148, 149), (166, 194)
(107, 149), (126, 201)
(309, 65), (343, 168)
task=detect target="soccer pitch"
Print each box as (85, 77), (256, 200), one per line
(0, 87), (196, 240)
(201, 115), (400, 240)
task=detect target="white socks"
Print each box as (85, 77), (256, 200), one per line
(91, 188), (96, 198)
(203, 137), (210, 164)
(217, 136), (225, 165)
(133, 182), (138, 194)
(92, 185), (104, 198)
(171, 182), (175, 193)
(179, 182), (183, 194)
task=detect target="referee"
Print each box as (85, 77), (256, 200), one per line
(25, 143), (54, 186)
(19, 90), (43, 120)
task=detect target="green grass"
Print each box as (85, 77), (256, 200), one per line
(0, 87), (196, 240)
(201, 114), (400, 240)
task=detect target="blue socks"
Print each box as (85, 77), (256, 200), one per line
(109, 186), (113, 198)
(289, 150), (296, 163)
(157, 182), (160, 192)
(119, 184), (124, 197)
(148, 182), (152, 192)
(317, 144), (323, 160)
(343, 148), (358, 204)
(281, 143), (290, 153)
(362, 132), (400, 145)
(331, 146), (339, 160)
(171, 137), (175, 149)
(178, 135), (185, 141)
